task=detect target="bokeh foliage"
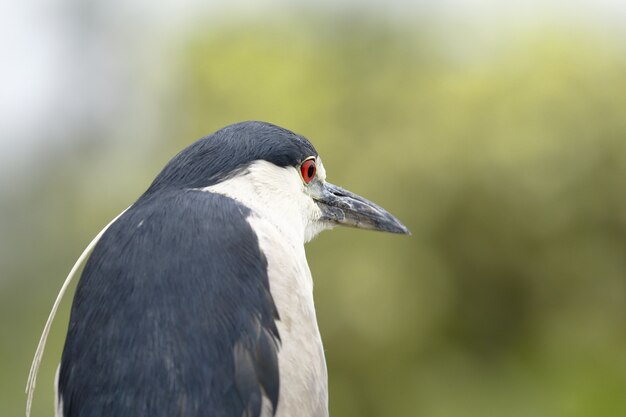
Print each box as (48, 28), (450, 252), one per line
(3, 15), (626, 417)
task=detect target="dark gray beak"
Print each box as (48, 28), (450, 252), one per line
(314, 182), (410, 234)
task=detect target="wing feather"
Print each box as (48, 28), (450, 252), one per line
(58, 190), (280, 417)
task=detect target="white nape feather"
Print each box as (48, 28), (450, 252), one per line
(203, 159), (330, 417)
(54, 365), (63, 417)
(25, 208), (129, 417)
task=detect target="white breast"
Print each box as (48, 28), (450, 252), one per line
(247, 214), (328, 417)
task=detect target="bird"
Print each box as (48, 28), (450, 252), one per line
(26, 121), (409, 417)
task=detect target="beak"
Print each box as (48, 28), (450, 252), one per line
(313, 182), (410, 234)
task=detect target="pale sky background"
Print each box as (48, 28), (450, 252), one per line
(2, 0), (626, 185)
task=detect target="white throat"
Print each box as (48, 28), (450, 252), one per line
(201, 160), (326, 245)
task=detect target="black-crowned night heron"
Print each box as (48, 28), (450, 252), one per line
(27, 121), (409, 417)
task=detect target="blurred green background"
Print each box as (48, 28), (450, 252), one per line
(2, 2), (626, 417)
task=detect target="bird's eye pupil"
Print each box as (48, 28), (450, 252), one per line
(300, 159), (316, 184)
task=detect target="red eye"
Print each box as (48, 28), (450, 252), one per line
(300, 158), (317, 184)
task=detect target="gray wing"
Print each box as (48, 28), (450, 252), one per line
(57, 190), (280, 417)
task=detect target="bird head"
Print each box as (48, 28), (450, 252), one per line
(144, 121), (409, 243)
